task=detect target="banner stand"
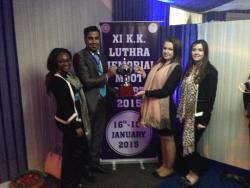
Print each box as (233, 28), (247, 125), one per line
(100, 157), (158, 170)
(100, 22), (161, 166)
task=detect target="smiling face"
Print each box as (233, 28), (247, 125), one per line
(191, 43), (204, 63)
(162, 41), (174, 62)
(56, 52), (71, 73)
(84, 31), (100, 52)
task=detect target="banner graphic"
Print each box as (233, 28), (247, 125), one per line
(100, 22), (161, 162)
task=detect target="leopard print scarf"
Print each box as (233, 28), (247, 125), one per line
(177, 66), (199, 156)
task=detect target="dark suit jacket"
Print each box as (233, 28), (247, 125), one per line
(195, 63), (218, 126)
(73, 48), (115, 113)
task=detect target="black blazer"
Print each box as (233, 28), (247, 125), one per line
(73, 48), (116, 113)
(195, 63), (218, 126)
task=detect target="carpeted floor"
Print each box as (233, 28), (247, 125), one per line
(41, 160), (249, 188)
(43, 163), (163, 188)
(158, 169), (249, 188)
(158, 160), (250, 188)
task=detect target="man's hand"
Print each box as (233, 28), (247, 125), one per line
(107, 66), (116, 78)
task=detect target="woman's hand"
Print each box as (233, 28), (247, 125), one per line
(197, 124), (206, 129)
(134, 65), (146, 79)
(135, 90), (145, 97)
(75, 127), (84, 137)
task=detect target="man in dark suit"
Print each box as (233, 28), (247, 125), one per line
(73, 26), (116, 174)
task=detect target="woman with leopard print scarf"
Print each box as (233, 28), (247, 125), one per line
(177, 40), (218, 187)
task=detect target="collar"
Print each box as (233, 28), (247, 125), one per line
(89, 50), (100, 56)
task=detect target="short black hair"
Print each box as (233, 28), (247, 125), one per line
(84, 26), (100, 38)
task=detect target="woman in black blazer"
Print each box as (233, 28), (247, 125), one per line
(45, 48), (94, 188)
(177, 40), (218, 187)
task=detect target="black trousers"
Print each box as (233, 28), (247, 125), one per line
(89, 97), (106, 164)
(57, 123), (91, 188)
(176, 124), (208, 176)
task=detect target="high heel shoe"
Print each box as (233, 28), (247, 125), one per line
(179, 177), (199, 188)
(152, 170), (174, 179)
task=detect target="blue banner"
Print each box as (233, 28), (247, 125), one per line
(100, 22), (161, 162)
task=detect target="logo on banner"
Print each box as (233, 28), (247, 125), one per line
(101, 23), (111, 33)
(106, 110), (152, 156)
(148, 23), (158, 33)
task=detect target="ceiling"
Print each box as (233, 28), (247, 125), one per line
(172, 0), (250, 12)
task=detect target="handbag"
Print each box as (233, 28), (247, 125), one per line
(44, 144), (62, 179)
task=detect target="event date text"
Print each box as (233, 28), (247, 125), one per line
(117, 98), (142, 108)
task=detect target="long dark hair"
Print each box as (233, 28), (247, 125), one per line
(158, 37), (182, 64)
(45, 48), (72, 94)
(184, 39), (209, 84)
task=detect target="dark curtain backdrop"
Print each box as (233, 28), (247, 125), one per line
(112, 0), (170, 25)
(0, 0), (27, 182)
